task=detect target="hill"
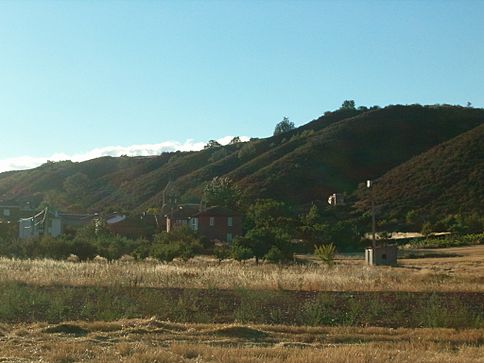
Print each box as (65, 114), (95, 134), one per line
(0, 104), (483, 215)
(355, 123), (484, 225)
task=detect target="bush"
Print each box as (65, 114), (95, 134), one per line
(213, 243), (231, 262)
(38, 236), (71, 259)
(151, 242), (182, 262)
(237, 142), (257, 161)
(242, 227), (293, 264)
(70, 239), (98, 261)
(208, 148), (229, 163)
(264, 246), (286, 263)
(231, 239), (253, 262)
(406, 233), (483, 249)
(421, 222), (433, 237)
(314, 243), (336, 266)
(151, 227), (203, 262)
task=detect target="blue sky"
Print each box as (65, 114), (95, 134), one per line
(1, 0), (483, 171)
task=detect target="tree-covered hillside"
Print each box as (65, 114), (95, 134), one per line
(0, 104), (482, 217)
(355, 123), (484, 226)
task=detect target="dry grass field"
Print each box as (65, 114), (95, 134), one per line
(0, 319), (483, 363)
(0, 245), (482, 362)
(0, 245), (482, 292)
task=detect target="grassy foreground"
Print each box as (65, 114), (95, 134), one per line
(0, 246), (483, 362)
(0, 319), (483, 363)
(0, 245), (483, 292)
(0, 282), (482, 328)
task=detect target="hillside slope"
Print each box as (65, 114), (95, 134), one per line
(0, 105), (482, 213)
(355, 123), (484, 222)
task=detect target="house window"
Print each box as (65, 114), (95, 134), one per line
(227, 233), (233, 243)
(227, 217), (233, 227)
(209, 217), (215, 226)
(190, 217), (198, 231)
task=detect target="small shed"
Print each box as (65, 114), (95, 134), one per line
(365, 245), (398, 266)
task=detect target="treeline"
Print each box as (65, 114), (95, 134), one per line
(0, 206), (482, 264)
(0, 198), (365, 262)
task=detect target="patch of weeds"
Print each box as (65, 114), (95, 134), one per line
(412, 293), (483, 328)
(42, 323), (88, 336)
(297, 294), (337, 326)
(45, 289), (76, 322)
(170, 343), (204, 360)
(169, 290), (211, 323)
(342, 297), (364, 326)
(364, 294), (392, 326)
(234, 289), (269, 323)
(49, 354), (76, 363)
(233, 289), (296, 325)
(211, 325), (268, 340)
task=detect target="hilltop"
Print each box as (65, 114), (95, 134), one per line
(0, 104), (483, 219)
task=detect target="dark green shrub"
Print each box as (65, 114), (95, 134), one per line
(69, 239), (98, 261)
(151, 227), (202, 262)
(231, 239), (253, 262)
(213, 243), (231, 262)
(264, 246), (285, 263)
(38, 236), (71, 259)
(314, 243), (336, 266)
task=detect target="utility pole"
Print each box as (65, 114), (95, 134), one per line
(365, 179), (398, 266)
(367, 180), (376, 248)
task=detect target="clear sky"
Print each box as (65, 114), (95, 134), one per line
(1, 0), (483, 171)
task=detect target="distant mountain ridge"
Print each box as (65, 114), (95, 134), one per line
(0, 105), (482, 220)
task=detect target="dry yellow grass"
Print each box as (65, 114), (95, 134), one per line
(0, 319), (482, 363)
(0, 245), (482, 292)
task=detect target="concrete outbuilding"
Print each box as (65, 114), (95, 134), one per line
(365, 245), (398, 266)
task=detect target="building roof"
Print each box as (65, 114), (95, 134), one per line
(194, 206), (240, 217)
(165, 204), (202, 220)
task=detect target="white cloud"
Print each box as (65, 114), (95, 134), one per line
(0, 136), (250, 173)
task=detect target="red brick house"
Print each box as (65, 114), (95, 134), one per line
(165, 205), (242, 243)
(105, 213), (158, 239)
(165, 204), (202, 233)
(193, 206), (242, 243)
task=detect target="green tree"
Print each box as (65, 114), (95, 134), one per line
(273, 117), (295, 135)
(203, 176), (241, 209)
(340, 100), (356, 110)
(204, 140), (222, 149)
(239, 199), (295, 263)
(229, 136), (241, 144)
(246, 199), (295, 233)
(234, 227), (291, 264)
(231, 239), (253, 262)
(321, 221), (361, 251)
(300, 204), (327, 247)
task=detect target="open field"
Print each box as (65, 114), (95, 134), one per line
(1, 245), (482, 292)
(1, 282), (482, 327)
(0, 245), (482, 362)
(0, 319), (483, 363)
